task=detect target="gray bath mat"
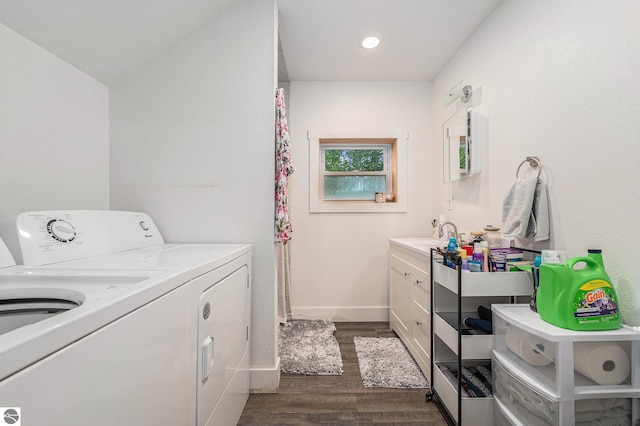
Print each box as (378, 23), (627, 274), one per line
(354, 337), (429, 388)
(279, 319), (343, 375)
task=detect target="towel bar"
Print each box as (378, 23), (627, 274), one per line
(516, 156), (541, 179)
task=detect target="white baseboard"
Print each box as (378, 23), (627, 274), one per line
(249, 358), (280, 393)
(291, 306), (389, 322)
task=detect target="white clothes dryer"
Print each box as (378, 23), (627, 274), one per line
(0, 210), (251, 426)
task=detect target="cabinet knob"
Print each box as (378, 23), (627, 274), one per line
(403, 272), (410, 277)
(415, 280), (422, 285)
(416, 321), (423, 326)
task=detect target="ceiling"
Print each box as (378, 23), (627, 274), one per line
(0, 0), (235, 86)
(0, 0), (501, 86)
(277, 0), (501, 81)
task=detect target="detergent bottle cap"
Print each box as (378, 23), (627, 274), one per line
(587, 249), (605, 267)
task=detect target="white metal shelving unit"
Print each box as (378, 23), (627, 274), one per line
(428, 249), (532, 425)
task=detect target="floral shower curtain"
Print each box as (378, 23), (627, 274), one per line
(275, 88), (294, 323)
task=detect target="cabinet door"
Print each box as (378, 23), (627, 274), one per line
(389, 256), (412, 340)
(411, 271), (430, 318)
(411, 311), (431, 377)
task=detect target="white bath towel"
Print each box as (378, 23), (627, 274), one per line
(526, 179), (549, 242)
(502, 176), (538, 239)
(502, 176), (550, 241)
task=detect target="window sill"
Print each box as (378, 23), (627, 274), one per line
(311, 200), (406, 214)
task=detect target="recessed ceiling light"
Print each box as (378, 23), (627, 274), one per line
(360, 35), (381, 49)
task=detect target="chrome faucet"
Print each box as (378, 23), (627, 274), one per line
(438, 221), (459, 244)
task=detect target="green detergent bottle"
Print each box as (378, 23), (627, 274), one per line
(536, 249), (620, 331)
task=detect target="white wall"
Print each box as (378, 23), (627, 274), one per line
(0, 24), (109, 218)
(109, 0), (279, 391)
(432, 1), (640, 325)
(287, 81), (432, 321)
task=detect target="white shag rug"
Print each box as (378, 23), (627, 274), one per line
(354, 336), (429, 388)
(279, 319), (343, 375)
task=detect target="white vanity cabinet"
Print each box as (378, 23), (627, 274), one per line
(388, 238), (437, 380)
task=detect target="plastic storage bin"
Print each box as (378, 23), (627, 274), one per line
(494, 352), (560, 425)
(492, 304), (640, 425)
(494, 354), (634, 425)
(493, 304), (638, 397)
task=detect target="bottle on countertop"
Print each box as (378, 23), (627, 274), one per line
(458, 249), (468, 271)
(466, 243), (482, 272)
(469, 231), (486, 247)
(472, 243), (483, 262)
(480, 241), (490, 272)
(443, 237), (458, 269)
(447, 237), (458, 253)
(482, 247), (490, 272)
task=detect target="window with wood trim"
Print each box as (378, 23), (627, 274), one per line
(320, 138), (397, 201)
(308, 129), (408, 213)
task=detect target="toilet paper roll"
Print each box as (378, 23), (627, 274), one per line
(505, 332), (555, 366)
(574, 342), (630, 385)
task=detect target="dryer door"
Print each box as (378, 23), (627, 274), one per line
(197, 266), (248, 426)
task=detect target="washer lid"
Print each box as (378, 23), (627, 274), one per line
(0, 238), (16, 269)
(0, 298), (80, 312)
(0, 297), (80, 336)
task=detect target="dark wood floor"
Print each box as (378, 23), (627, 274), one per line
(238, 322), (453, 425)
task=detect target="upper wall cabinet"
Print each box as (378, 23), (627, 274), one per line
(443, 107), (483, 183)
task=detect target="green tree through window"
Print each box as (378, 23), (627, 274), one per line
(324, 149), (384, 172)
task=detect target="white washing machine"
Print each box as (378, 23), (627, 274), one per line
(0, 210), (251, 426)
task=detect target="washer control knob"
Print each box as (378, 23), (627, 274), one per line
(140, 221), (149, 231)
(47, 219), (76, 243)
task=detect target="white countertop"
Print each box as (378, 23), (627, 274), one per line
(388, 237), (444, 256)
